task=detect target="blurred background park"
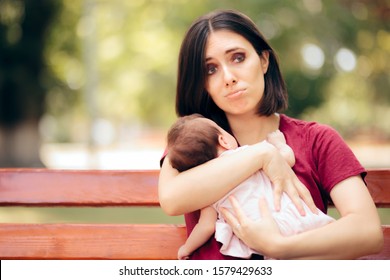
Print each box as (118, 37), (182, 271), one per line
(0, 0), (389, 224)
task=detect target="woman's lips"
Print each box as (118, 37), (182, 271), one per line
(226, 89), (246, 98)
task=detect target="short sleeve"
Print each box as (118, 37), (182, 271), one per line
(310, 124), (366, 193)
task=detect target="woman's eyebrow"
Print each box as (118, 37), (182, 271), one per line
(205, 47), (242, 62)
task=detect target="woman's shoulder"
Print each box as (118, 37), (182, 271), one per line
(280, 114), (338, 138)
(279, 114), (347, 154)
(279, 114), (365, 194)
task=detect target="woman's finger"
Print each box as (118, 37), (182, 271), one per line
(258, 196), (272, 218)
(228, 195), (247, 222)
(285, 183), (306, 216)
(220, 206), (237, 226)
(295, 179), (318, 214)
(272, 181), (282, 212)
(273, 179), (306, 215)
(220, 195), (250, 235)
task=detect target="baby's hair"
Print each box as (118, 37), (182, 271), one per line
(167, 114), (221, 172)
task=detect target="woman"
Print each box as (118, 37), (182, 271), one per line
(158, 9), (383, 259)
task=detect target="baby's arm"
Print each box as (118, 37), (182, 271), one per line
(267, 130), (295, 167)
(178, 206), (217, 260)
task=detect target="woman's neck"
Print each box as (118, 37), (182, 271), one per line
(228, 113), (280, 146)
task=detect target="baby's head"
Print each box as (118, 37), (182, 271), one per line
(167, 114), (237, 172)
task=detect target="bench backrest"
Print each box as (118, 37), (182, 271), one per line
(0, 168), (389, 259)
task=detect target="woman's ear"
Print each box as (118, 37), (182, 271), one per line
(260, 50), (270, 74)
(218, 134), (231, 149)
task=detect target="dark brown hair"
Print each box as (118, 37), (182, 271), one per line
(176, 9), (288, 132)
(167, 114), (221, 172)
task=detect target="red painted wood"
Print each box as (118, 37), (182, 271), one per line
(1, 169), (389, 206)
(0, 223), (186, 260)
(0, 169), (160, 206)
(365, 169), (390, 207)
(0, 168), (388, 259)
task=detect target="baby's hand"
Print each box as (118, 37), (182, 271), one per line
(267, 130), (286, 147)
(177, 245), (190, 260)
(267, 129), (295, 168)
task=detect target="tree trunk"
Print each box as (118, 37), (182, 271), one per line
(0, 120), (44, 167)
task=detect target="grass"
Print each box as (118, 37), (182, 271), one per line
(1, 207), (389, 224)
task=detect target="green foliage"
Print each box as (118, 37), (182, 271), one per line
(2, 0), (389, 142)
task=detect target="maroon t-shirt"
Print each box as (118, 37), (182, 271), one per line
(163, 114), (366, 260)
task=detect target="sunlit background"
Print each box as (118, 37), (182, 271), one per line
(0, 0), (389, 223)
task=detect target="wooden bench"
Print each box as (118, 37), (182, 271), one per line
(0, 168), (389, 260)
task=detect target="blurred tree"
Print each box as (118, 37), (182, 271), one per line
(1, 0), (389, 167)
(90, 0), (388, 138)
(0, 0), (61, 166)
(297, 0), (390, 139)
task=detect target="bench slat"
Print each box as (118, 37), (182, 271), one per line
(0, 223), (187, 260)
(1, 169), (389, 207)
(0, 223), (388, 260)
(0, 168), (389, 260)
(365, 169), (390, 207)
(0, 169), (160, 206)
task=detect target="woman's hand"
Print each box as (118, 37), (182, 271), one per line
(222, 177), (383, 260)
(261, 143), (317, 215)
(220, 195), (285, 258)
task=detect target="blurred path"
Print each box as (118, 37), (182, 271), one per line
(40, 131), (390, 170)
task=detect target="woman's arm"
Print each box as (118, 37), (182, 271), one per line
(158, 141), (316, 216)
(222, 176), (384, 259)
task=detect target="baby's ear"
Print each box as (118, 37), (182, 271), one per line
(218, 134), (231, 149)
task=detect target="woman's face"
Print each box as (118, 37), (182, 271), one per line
(204, 30), (269, 117)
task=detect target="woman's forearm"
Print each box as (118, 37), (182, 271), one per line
(272, 212), (383, 259)
(221, 176), (383, 259)
(158, 141), (277, 216)
(268, 178), (384, 259)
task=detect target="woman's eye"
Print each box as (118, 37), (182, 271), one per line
(207, 64), (217, 75)
(233, 53), (245, 63)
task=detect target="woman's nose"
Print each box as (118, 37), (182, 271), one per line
(223, 66), (237, 87)
(225, 79), (237, 87)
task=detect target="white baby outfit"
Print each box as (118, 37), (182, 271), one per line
(212, 146), (335, 259)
